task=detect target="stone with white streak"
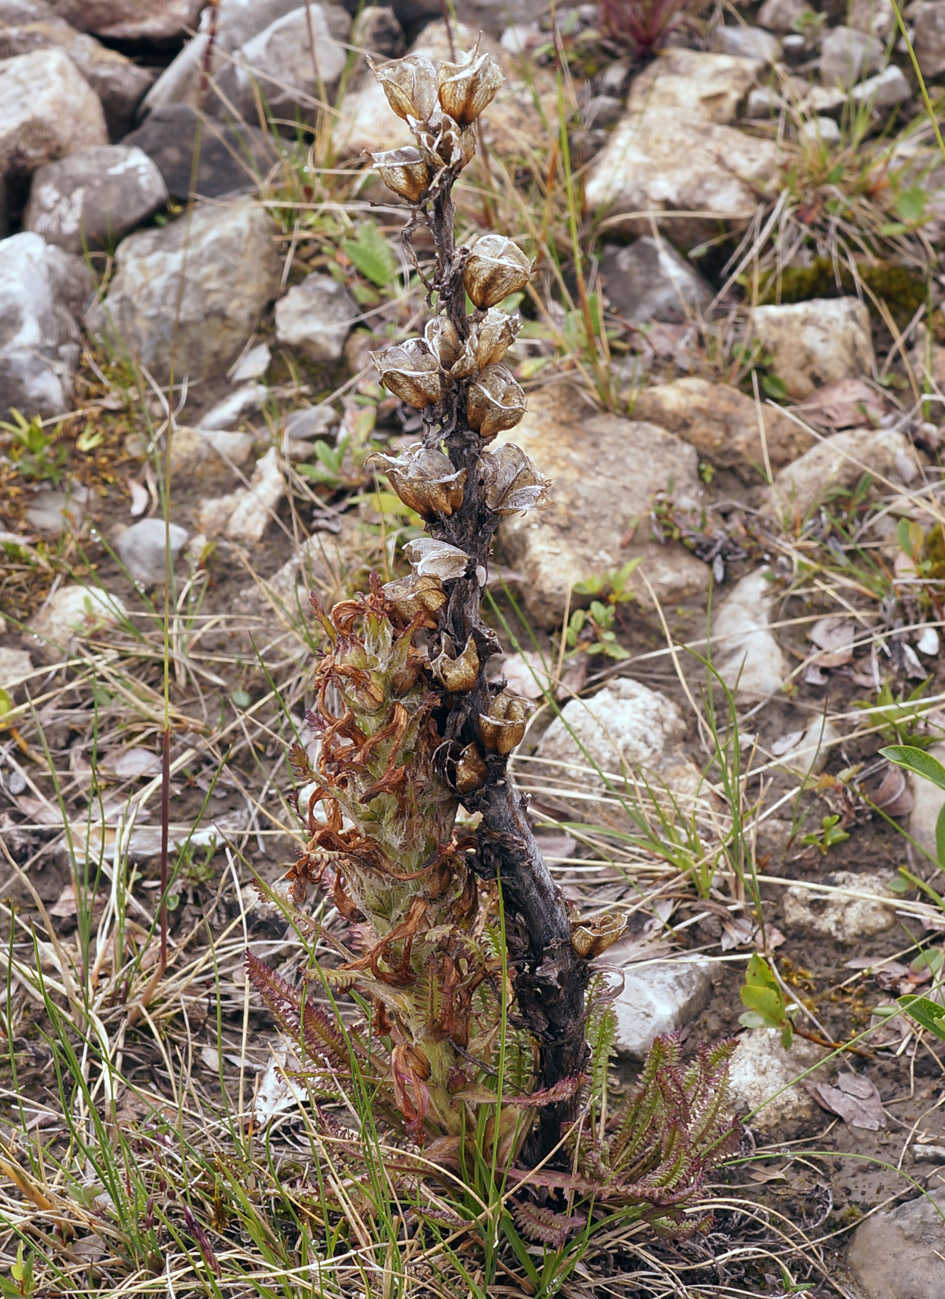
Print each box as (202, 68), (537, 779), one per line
(0, 48), (107, 187)
(613, 960), (714, 1060)
(24, 145), (167, 253)
(196, 447), (284, 544)
(598, 237), (713, 325)
(274, 274), (359, 365)
(783, 871), (896, 943)
(86, 201), (281, 382)
(727, 1030), (826, 1130)
(711, 570), (789, 700)
(494, 385), (709, 627)
(750, 297), (874, 399)
(769, 427), (922, 518)
(710, 24), (780, 63)
(0, 232), (91, 420)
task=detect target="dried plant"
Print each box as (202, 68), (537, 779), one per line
(249, 40), (739, 1242)
(598, 0), (692, 58)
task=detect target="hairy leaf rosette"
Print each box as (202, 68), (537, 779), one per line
(467, 364), (526, 440)
(437, 49), (503, 126)
(464, 234), (531, 309)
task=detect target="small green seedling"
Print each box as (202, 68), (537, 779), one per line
(566, 559), (641, 659)
(739, 953), (794, 1049)
(0, 409), (68, 485)
(801, 814), (850, 855)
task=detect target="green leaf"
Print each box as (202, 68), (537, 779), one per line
(895, 185), (926, 225)
(880, 744), (945, 792)
(935, 804), (945, 870)
(887, 874), (910, 894)
(878, 221), (910, 236)
(898, 994), (945, 1040)
(761, 373), (788, 400)
(0, 687), (11, 719)
(341, 220), (399, 289)
(232, 689), (251, 708)
(740, 984), (787, 1026)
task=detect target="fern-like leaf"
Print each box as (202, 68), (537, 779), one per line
(512, 1200), (587, 1247)
(245, 950), (362, 1069)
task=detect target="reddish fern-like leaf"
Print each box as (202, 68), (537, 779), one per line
(513, 1199), (587, 1247)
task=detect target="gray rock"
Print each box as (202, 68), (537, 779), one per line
(164, 425), (256, 474)
(712, 570), (790, 700)
(86, 200), (281, 383)
(274, 274), (359, 365)
(599, 237), (713, 324)
(745, 86), (783, 118)
(848, 0), (896, 40)
(584, 104), (780, 245)
(115, 518), (189, 586)
(751, 297), (875, 399)
(195, 446), (284, 543)
(710, 24), (780, 63)
(29, 583), (128, 646)
(820, 24), (885, 87)
(906, 739), (945, 860)
(0, 0), (153, 137)
(0, 231), (91, 420)
(613, 959), (714, 1060)
(631, 376), (815, 478)
(757, 0), (809, 32)
(351, 5), (403, 58)
(42, 0), (203, 42)
(850, 64), (912, 107)
(197, 384), (267, 429)
(214, 0), (308, 51)
(494, 386), (709, 627)
(24, 484), (86, 532)
(214, 5), (351, 123)
(769, 426), (921, 518)
(0, 646), (34, 700)
(229, 342), (271, 381)
(783, 871), (896, 943)
(0, 48), (107, 188)
(284, 404), (336, 440)
(914, 1), (945, 79)
(626, 48), (767, 124)
(121, 106), (281, 202)
(23, 145), (167, 253)
(727, 1030), (826, 1130)
(799, 115), (842, 145)
(531, 677), (704, 818)
(847, 1186), (945, 1299)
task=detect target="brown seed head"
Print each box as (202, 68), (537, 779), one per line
(466, 364), (526, 440)
(431, 635), (480, 692)
(437, 49), (503, 126)
(368, 53), (437, 122)
(478, 692), (532, 754)
(369, 146), (432, 202)
(368, 445), (466, 519)
(370, 339), (443, 409)
(463, 234), (530, 309)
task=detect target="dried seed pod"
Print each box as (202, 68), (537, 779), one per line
(437, 49), (503, 126)
(367, 445), (466, 519)
(478, 691), (532, 754)
(369, 146), (432, 203)
(416, 114), (477, 171)
(570, 912), (628, 959)
(403, 537), (471, 581)
(423, 316), (461, 370)
(431, 635), (480, 692)
(370, 339), (442, 409)
(368, 53), (437, 123)
(473, 308), (520, 369)
(382, 573), (446, 626)
(452, 743), (487, 793)
(463, 234), (531, 309)
(466, 364), (526, 440)
(480, 443), (551, 515)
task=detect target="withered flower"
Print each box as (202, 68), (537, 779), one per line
(570, 911), (628, 959)
(382, 572), (446, 626)
(368, 53), (437, 122)
(474, 308), (520, 369)
(478, 692), (532, 754)
(368, 445), (466, 519)
(370, 339), (442, 409)
(370, 146), (432, 203)
(431, 635), (480, 692)
(403, 537), (471, 581)
(480, 443), (551, 515)
(416, 114), (476, 172)
(464, 234), (531, 309)
(452, 743), (487, 793)
(467, 364), (526, 440)
(437, 49), (503, 126)
(424, 316), (461, 370)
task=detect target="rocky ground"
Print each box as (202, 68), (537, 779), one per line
(2, 0), (945, 1295)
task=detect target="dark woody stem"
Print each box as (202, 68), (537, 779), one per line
(416, 166), (590, 1163)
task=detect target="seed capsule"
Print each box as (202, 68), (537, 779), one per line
(423, 316), (461, 370)
(437, 49), (503, 126)
(382, 573), (446, 626)
(478, 692), (531, 754)
(473, 308), (520, 369)
(416, 114), (477, 172)
(480, 443), (551, 515)
(570, 912), (628, 959)
(367, 445), (466, 519)
(370, 339), (443, 409)
(463, 234), (531, 309)
(368, 53), (437, 123)
(431, 634), (480, 692)
(466, 364), (526, 440)
(369, 146), (432, 203)
(452, 742), (487, 793)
